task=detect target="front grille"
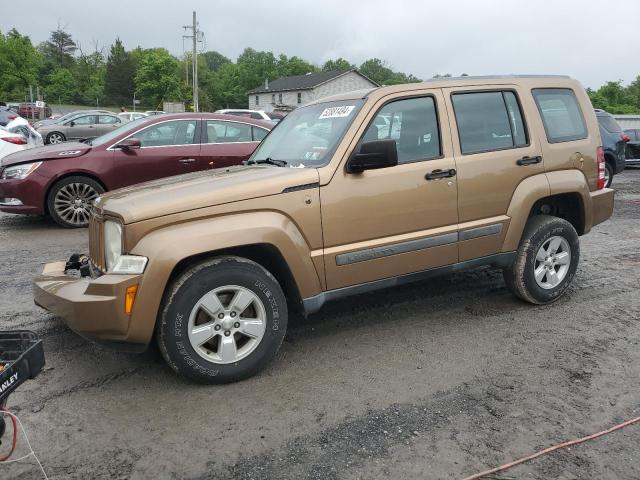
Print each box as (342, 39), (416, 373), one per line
(88, 214), (106, 271)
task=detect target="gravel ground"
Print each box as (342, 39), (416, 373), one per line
(1, 169), (639, 479)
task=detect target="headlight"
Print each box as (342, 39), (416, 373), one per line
(1, 162), (42, 180)
(103, 220), (148, 274)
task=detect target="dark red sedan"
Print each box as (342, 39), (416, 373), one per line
(0, 113), (272, 227)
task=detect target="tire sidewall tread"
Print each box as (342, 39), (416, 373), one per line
(47, 175), (104, 228)
(504, 215), (580, 305)
(157, 256), (288, 384)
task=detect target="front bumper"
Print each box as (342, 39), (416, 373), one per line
(33, 261), (146, 352)
(0, 177), (44, 215)
(590, 188), (615, 227)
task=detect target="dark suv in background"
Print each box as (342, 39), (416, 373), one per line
(623, 128), (640, 166)
(595, 109), (626, 187)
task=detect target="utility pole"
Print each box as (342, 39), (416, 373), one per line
(183, 11), (202, 112)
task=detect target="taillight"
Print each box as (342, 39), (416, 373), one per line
(596, 146), (606, 190)
(1, 136), (27, 145)
(622, 134), (630, 143)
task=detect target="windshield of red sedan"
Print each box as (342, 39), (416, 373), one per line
(249, 99), (365, 168)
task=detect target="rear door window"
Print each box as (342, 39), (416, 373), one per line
(99, 115), (119, 124)
(451, 91), (528, 154)
(206, 121), (252, 143)
(252, 126), (268, 141)
(532, 89), (587, 143)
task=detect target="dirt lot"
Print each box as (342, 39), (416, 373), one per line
(1, 169), (639, 480)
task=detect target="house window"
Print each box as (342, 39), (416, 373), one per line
(255, 95), (259, 106)
(271, 94), (275, 104)
(278, 93), (282, 103)
(297, 92), (302, 104)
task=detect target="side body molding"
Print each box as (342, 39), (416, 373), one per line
(126, 212), (323, 345)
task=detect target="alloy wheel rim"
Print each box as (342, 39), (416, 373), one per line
(54, 182), (99, 226)
(49, 133), (63, 144)
(534, 235), (571, 289)
(187, 285), (267, 364)
(604, 167), (611, 187)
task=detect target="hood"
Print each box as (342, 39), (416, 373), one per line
(0, 141), (90, 167)
(96, 165), (320, 224)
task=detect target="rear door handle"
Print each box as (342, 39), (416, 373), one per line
(425, 168), (456, 180)
(517, 155), (542, 166)
(178, 158), (197, 164)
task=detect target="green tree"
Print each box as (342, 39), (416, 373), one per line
(104, 38), (135, 106)
(45, 68), (76, 103)
(322, 58), (354, 72)
(0, 29), (42, 100)
(201, 51), (230, 72)
(276, 54), (317, 77)
(359, 58), (420, 85)
(39, 27), (76, 73)
(74, 44), (106, 105)
(134, 48), (183, 108)
(588, 80), (638, 114)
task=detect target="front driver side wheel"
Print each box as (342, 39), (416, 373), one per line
(157, 256), (288, 384)
(47, 176), (104, 228)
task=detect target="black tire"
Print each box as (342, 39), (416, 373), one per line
(503, 215), (580, 304)
(47, 175), (104, 228)
(604, 162), (614, 188)
(157, 256), (288, 384)
(46, 131), (65, 144)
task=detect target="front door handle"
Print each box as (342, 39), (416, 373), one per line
(178, 158), (197, 164)
(517, 155), (542, 166)
(425, 168), (456, 180)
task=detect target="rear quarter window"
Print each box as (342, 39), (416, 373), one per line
(532, 88), (587, 143)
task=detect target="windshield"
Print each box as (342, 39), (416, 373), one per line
(89, 116), (149, 146)
(250, 99), (365, 167)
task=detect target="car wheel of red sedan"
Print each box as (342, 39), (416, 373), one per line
(47, 176), (104, 228)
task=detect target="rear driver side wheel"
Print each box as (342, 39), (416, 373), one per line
(47, 176), (104, 228)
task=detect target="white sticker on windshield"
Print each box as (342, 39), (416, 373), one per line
(319, 105), (355, 119)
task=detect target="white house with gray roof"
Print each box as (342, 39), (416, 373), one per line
(247, 69), (378, 112)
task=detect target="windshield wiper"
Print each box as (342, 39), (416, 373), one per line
(244, 157), (287, 167)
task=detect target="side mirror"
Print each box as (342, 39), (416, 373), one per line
(69, 121), (75, 127)
(114, 138), (141, 150)
(347, 139), (398, 173)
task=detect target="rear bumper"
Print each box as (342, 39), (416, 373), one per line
(590, 188), (615, 227)
(32, 261), (146, 352)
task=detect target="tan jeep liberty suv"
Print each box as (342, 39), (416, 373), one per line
(33, 76), (614, 383)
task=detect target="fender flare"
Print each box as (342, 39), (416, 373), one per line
(502, 170), (592, 252)
(126, 211), (323, 344)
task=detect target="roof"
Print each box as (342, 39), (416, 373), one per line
(247, 69), (377, 94)
(309, 75), (580, 105)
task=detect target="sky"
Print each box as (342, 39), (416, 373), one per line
(3, 0), (637, 89)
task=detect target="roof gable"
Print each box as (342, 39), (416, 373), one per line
(248, 70), (377, 94)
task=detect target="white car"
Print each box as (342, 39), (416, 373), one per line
(214, 109), (284, 123)
(0, 118), (43, 160)
(118, 112), (148, 122)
